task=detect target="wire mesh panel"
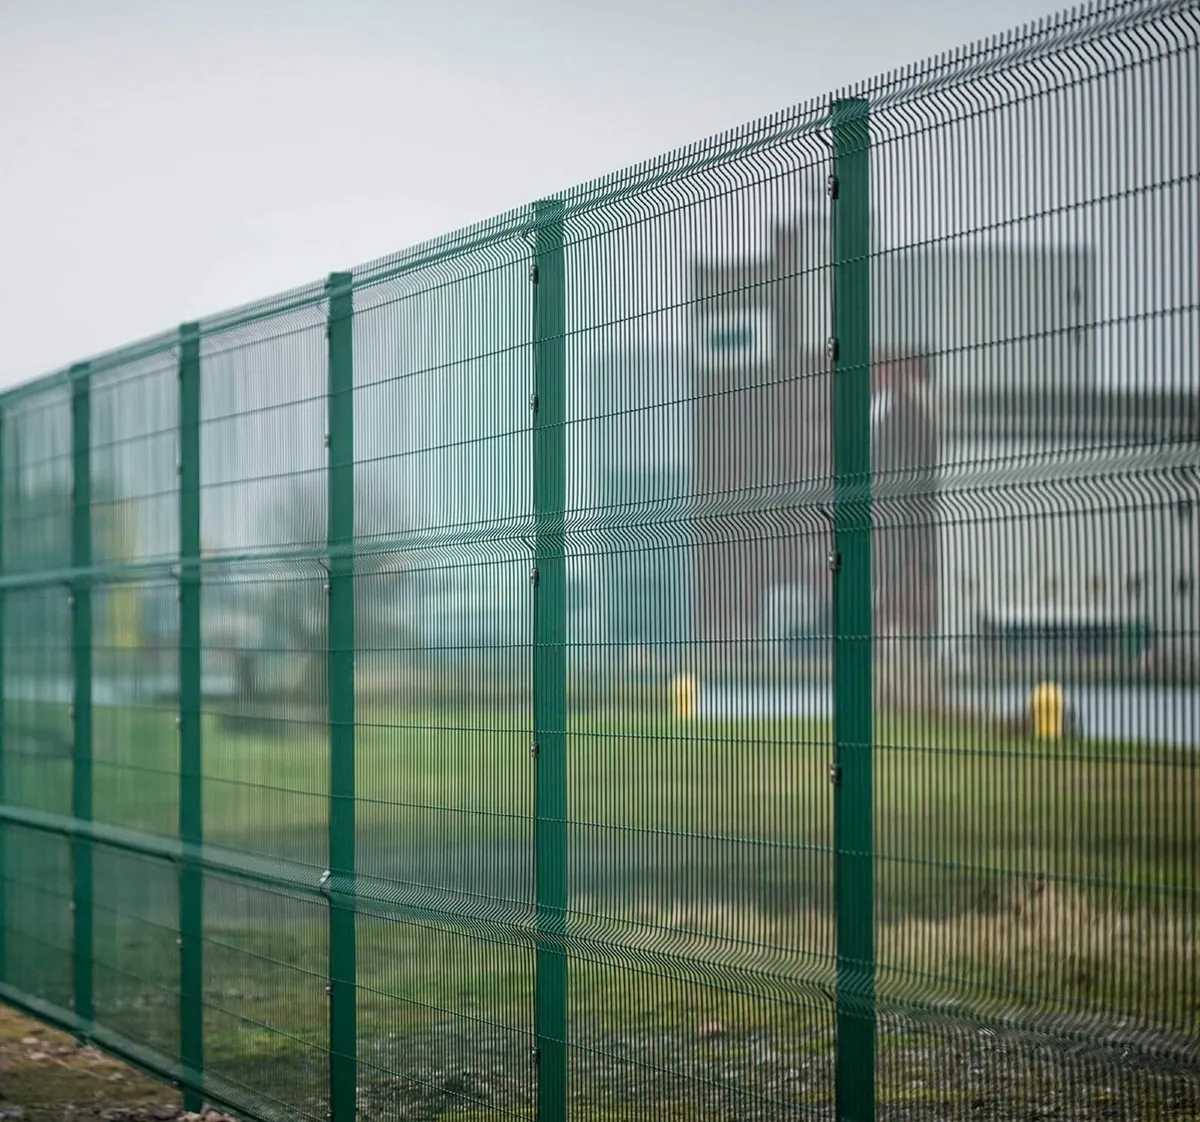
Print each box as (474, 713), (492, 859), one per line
(0, 829), (73, 1010)
(555, 114), (839, 1118)
(82, 349), (184, 1067)
(864, 5), (1200, 1118)
(199, 296), (330, 867)
(92, 847), (180, 1060)
(202, 876), (329, 1117)
(350, 219), (536, 1119)
(1, 386), (74, 817)
(197, 290), (334, 1114)
(0, 385), (75, 1010)
(90, 351), (180, 840)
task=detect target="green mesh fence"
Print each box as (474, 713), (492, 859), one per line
(2, 2), (1199, 1119)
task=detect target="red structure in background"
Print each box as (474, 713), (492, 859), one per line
(871, 350), (940, 640)
(691, 336), (940, 648)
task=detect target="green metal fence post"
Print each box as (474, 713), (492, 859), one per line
(532, 198), (568, 1122)
(0, 401), (5, 985)
(831, 96), (875, 1122)
(326, 271), (357, 1122)
(178, 322), (204, 1110)
(70, 361), (94, 1033)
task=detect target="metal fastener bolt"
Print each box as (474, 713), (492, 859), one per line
(529, 262), (539, 285)
(826, 336), (839, 362)
(175, 715), (182, 728)
(827, 549), (842, 573)
(529, 393), (539, 412)
(530, 741), (540, 759)
(826, 174), (839, 199)
(324, 433), (331, 449)
(67, 594), (76, 609)
(325, 984), (333, 995)
(829, 763), (843, 787)
(176, 936), (184, 948)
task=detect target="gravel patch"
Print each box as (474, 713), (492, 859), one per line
(5, 1003), (1197, 1120)
(0, 1006), (235, 1122)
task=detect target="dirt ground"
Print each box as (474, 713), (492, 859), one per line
(0, 1005), (211, 1122)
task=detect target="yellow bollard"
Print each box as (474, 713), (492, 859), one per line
(1030, 681), (1066, 740)
(672, 674), (697, 720)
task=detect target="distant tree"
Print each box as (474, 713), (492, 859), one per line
(2, 476), (142, 664)
(242, 472), (415, 699)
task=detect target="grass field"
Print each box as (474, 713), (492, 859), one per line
(1, 693), (1197, 1118)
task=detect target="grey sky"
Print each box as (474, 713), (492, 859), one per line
(2, 0), (1068, 386)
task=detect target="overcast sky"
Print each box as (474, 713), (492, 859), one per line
(1, 0), (1067, 386)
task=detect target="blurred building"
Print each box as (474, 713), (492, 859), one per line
(940, 389), (1199, 679)
(690, 221), (1198, 681)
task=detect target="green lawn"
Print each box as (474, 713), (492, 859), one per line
(1, 695), (1196, 1118)
(9, 699), (1188, 888)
